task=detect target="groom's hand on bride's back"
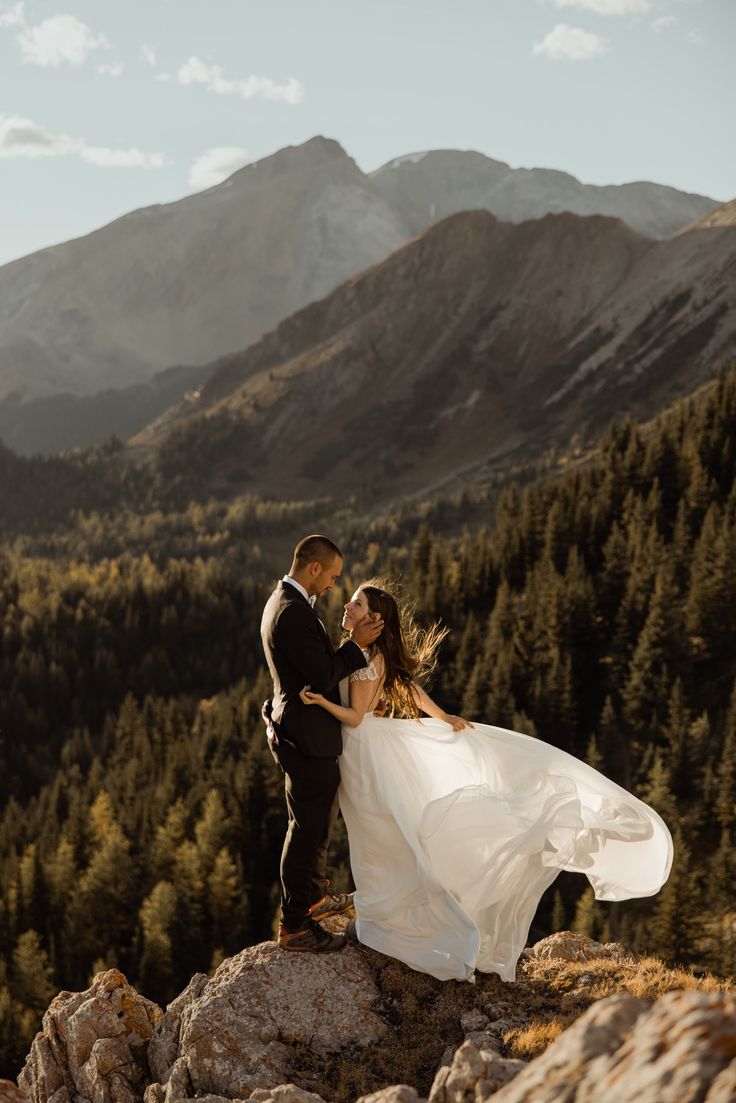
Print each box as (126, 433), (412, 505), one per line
(350, 611), (384, 649)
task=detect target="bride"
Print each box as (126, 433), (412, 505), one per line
(300, 579), (673, 982)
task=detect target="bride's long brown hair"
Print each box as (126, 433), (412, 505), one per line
(353, 577), (448, 718)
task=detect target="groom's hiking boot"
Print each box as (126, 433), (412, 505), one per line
(278, 918), (346, 953)
(308, 891), (356, 922)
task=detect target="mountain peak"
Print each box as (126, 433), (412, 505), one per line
(259, 134), (352, 168)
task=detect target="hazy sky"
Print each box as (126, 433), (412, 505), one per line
(0, 0), (733, 266)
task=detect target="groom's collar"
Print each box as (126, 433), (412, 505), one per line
(282, 574), (316, 607)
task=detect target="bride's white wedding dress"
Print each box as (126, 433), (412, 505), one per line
(337, 663), (673, 982)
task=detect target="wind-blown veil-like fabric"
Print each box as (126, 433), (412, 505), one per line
(338, 702), (673, 982)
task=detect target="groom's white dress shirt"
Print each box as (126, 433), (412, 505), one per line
(283, 575), (316, 607)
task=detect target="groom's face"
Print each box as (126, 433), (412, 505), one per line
(309, 555), (343, 598)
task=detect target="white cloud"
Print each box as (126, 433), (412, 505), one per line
(141, 43), (156, 67)
(189, 146), (251, 189)
(533, 23), (609, 60)
(98, 61), (123, 77)
(17, 13), (109, 68)
(81, 145), (166, 168)
(0, 113), (167, 168)
(0, 1), (24, 28)
(175, 56), (304, 104)
(651, 15), (679, 30)
(687, 28), (703, 45)
(551, 0), (651, 13)
(0, 113), (71, 157)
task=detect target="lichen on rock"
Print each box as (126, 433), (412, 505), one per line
(17, 968), (162, 1103)
(147, 939), (386, 1100)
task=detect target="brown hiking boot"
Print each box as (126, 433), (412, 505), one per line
(278, 918), (346, 953)
(308, 891), (356, 923)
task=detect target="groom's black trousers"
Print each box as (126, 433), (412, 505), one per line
(269, 738), (340, 930)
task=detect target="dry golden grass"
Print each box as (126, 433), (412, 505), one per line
(291, 946), (733, 1103)
(504, 1018), (566, 1060)
(520, 953), (734, 1004)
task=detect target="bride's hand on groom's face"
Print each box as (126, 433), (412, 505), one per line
(351, 611), (384, 649)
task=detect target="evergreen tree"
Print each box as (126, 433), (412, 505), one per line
(661, 678), (692, 798)
(12, 930), (55, 1009)
(715, 725), (736, 830)
(595, 695), (631, 788)
(704, 830), (736, 976)
(649, 830), (699, 965)
(686, 505), (736, 662)
(571, 887), (599, 939)
(138, 880), (177, 999)
(151, 799), (188, 881)
(207, 847), (243, 952)
(621, 563), (681, 742)
(195, 789), (230, 872)
(551, 889), (566, 933)
(65, 793), (137, 976)
(639, 749), (679, 827)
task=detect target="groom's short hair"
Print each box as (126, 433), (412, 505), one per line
(292, 534), (342, 569)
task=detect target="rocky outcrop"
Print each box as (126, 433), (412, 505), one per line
(356, 1089), (419, 1103)
(18, 968), (162, 1103)
(465, 989), (736, 1103)
(525, 931), (635, 964)
(16, 934), (736, 1103)
(146, 939), (386, 1100)
(429, 1039), (526, 1102)
(0, 1081), (26, 1103)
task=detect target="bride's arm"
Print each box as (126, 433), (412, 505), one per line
(411, 682), (474, 731)
(300, 675), (380, 728)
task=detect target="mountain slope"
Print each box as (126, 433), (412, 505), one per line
(0, 361), (218, 455)
(0, 138), (719, 427)
(678, 197), (736, 233)
(127, 210), (736, 504)
(0, 138), (408, 403)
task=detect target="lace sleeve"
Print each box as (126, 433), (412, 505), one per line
(350, 658), (382, 682)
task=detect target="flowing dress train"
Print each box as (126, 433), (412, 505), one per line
(337, 677), (673, 982)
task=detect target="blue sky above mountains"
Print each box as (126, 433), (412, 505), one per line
(0, 0), (733, 265)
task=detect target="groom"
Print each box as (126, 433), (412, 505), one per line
(261, 534), (383, 952)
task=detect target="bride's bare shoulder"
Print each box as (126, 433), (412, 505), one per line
(351, 650), (385, 682)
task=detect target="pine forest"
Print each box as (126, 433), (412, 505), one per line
(1, 363), (735, 1079)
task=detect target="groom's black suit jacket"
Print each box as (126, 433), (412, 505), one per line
(260, 581), (367, 757)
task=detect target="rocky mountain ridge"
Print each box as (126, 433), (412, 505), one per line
(370, 149), (715, 240)
(125, 208), (736, 506)
(13, 930), (736, 1103)
(0, 136), (720, 423)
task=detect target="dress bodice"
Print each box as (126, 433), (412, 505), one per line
(339, 655), (381, 707)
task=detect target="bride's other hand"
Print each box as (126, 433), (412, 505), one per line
(444, 713), (474, 731)
(300, 685), (325, 706)
(373, 697), (388, 717)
